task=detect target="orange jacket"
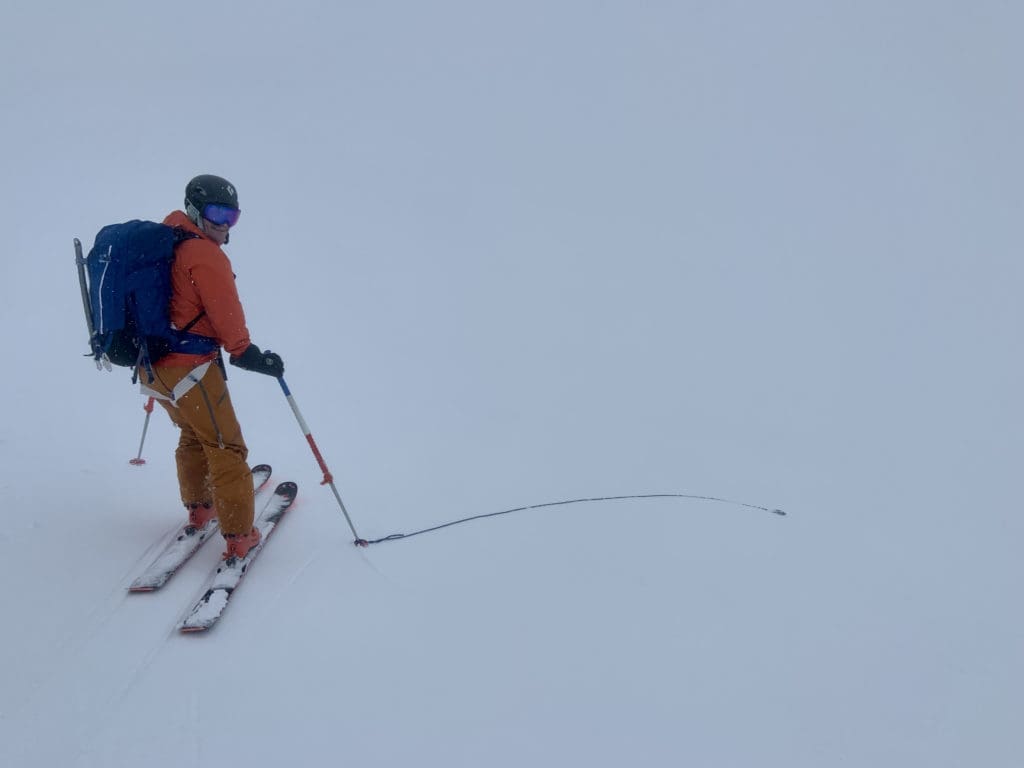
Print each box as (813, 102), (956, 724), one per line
(156, 210), (252, 367)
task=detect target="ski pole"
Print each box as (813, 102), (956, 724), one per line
(277, 376), (367, 546)
(130, 397), (156, 465)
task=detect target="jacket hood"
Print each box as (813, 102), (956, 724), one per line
(163, 210), (214, 242)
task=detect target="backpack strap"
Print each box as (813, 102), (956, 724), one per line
(179, 310), (206, 334)
(171, 226), (199, 244)
(170, 226), (208, 337)
(133, 338), (153, 385)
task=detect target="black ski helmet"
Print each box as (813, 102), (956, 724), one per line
(184, 174), (239, 222)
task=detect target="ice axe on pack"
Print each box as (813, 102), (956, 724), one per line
(74, 237), (110, 371)
(277, 376), (367, 547)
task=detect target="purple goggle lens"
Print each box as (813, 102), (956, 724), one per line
(202, 203), (241, 227)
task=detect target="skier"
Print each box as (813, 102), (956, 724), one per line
(141, 174), (284, 560)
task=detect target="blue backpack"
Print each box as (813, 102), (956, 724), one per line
(78, 220), (218, 380)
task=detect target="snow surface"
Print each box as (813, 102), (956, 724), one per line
(2, 2), (1023, 766)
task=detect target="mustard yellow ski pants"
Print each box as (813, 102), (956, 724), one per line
(143, 361), (254, 535)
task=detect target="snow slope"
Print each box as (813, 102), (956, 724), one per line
(1, 2), (1022, 766)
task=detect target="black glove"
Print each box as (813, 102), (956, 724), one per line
(229, 344), (285, 377)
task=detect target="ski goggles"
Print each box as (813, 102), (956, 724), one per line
(202, 203), (241, 228)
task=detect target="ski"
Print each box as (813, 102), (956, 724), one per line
(128, 463), (273, 592)
(179, 480), (298, 633)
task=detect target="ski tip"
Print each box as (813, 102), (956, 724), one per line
(274, 480), (298, 500)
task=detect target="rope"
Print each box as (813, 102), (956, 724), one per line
(360, 493), (786, 545)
